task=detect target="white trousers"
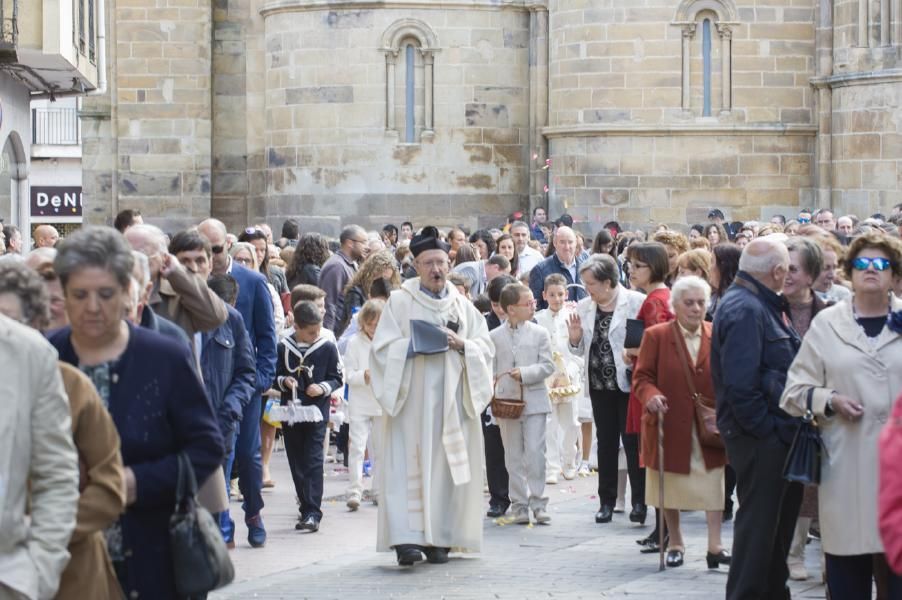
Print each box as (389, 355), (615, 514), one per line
(498, 413), (548, 513)
(347, 416), (383, 498)
(545, 400), (580, 477)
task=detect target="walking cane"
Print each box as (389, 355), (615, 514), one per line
(658, 411), (665, 572)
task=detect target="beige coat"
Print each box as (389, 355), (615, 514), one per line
(0, 316), (79, 600)
(55, 364), (125, 600)
(781, 296), (902, 556)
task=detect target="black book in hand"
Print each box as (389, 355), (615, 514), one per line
(624, 318), (645, 349)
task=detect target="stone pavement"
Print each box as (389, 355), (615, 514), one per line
(213, 445), (827, 600)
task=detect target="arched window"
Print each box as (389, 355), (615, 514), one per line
(381, 19), (439, 143)
(672, 0), (737, 116)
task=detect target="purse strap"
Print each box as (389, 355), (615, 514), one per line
(803, 387), (815, 423)
(175, 453), (199, 508)
(671, 322), (699, 400)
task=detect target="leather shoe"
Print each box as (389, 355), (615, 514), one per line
(423, 546), (450, 564)
(706, 549), (731, 569)
(595, 504), (614, 523)
(486, 504), (508, 518)
(295, 514), (320, 532)
(637, 532), (669, 553)
(395, 544), (424, 566)
(629, 503), (647, 525)
(665, 549), (684, 568)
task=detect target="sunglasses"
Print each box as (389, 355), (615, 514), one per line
(211, 245), (224, 254)
(852, 257), (892, 271)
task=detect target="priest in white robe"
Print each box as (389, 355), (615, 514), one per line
(369, 228), (495, 566)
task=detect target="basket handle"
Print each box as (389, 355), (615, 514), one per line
(493, 371), (524, 401)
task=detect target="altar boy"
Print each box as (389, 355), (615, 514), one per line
(490, 283), (555, 525)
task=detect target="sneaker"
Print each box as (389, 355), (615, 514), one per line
(562, 468), (577, 480)
(788, 562), (808, 581)
(577, 462), (590, 477)
(246, 514), (267, 548)
(534, 509), (551, 524)
(545, 474), (558, 485)
(512, 510), (530, 525)
(347, 493), (361, 511)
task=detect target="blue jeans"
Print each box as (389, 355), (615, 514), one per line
(219, 429), (238, 542)
(234, 395), (265, 518)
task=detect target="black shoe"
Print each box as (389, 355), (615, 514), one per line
(595, 504), (614, 523)
(638, 532), (669, 553)
(487, 504), (508, 518)
(706, 549), (731, 569)
(395, 544), (424, 566)
(665, 549), (684, 568)
(629, 503), (647, 525)
(296, 515), (320, 532)
(423, 546), (450, 564)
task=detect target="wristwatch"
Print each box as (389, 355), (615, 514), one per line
(825, 392), (836, 417)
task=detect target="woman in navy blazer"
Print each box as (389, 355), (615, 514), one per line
(49, 226), (223, 599)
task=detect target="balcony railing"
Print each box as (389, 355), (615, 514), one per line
(32, 108), (81, 145)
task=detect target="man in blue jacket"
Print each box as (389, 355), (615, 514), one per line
(174, 231), (258, 547)
(528, 226), (587, 310)
(199, 218), (276, 548)
(711, 237), (803, 600)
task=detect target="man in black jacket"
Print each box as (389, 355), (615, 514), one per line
(711, 237), (803, 600)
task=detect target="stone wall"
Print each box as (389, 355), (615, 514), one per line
(82, 0), (213, 230)
(258, 5), (532, 235)
(545, 0), (818, 229)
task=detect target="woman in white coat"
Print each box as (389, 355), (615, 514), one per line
(781, 232), (902, 599)
(566, 253), (646, 525)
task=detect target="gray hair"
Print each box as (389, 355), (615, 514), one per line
(784, 237), (823, 281)
(54, 226), (135, 289)
(670, 275), (711, 311)
(578, 253), (620, 288)
(131, 250), (151, 289)
(0, 261), (50, 330)
(738, 238), (788, 275)
(124, 223), (168, 256)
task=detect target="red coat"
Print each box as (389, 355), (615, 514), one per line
(632, 320), (726, 474)
(625, 288), (673, 435)
(880, 392), (902, 575)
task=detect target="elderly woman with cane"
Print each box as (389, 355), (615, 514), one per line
(632, 276), (730, 568)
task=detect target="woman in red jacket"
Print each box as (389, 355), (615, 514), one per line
(633, 275), (729, 569)
(623, 241), (675, 548)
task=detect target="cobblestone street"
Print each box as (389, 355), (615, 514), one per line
(213, 447), (827, 600)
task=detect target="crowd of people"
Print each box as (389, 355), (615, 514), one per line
(1, 202), (902, 599)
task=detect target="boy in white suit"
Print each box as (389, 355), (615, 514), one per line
(534, 273), (583, 483)
(490, 283), (555, 525)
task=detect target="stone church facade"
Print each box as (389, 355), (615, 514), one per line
(81, 0), (902, 234)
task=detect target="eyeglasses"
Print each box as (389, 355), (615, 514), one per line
(211, 245), (224, 254)
(852, 257), (892, 272)
(512, 300), (537, 308)
(352, 238), (368, 245)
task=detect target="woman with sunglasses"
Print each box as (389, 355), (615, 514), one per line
(782, 231), (902, 599)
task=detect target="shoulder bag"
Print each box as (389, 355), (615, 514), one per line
(782, 388), (824, 485)
(672, 322), (723, 449)
(170, 453), (235, 596)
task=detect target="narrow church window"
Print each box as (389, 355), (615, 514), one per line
(702, 18), (712, 117)
(405, 44), (415, 143)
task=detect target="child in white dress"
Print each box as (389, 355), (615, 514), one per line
(343, 299), (386, 510)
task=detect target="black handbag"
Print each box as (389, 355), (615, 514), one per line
(782, 389), (825, 485)
(170, 453), (235, 596)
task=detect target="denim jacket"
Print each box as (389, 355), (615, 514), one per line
(711, 271), (802, 443)
(200, 304), (256, 446)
